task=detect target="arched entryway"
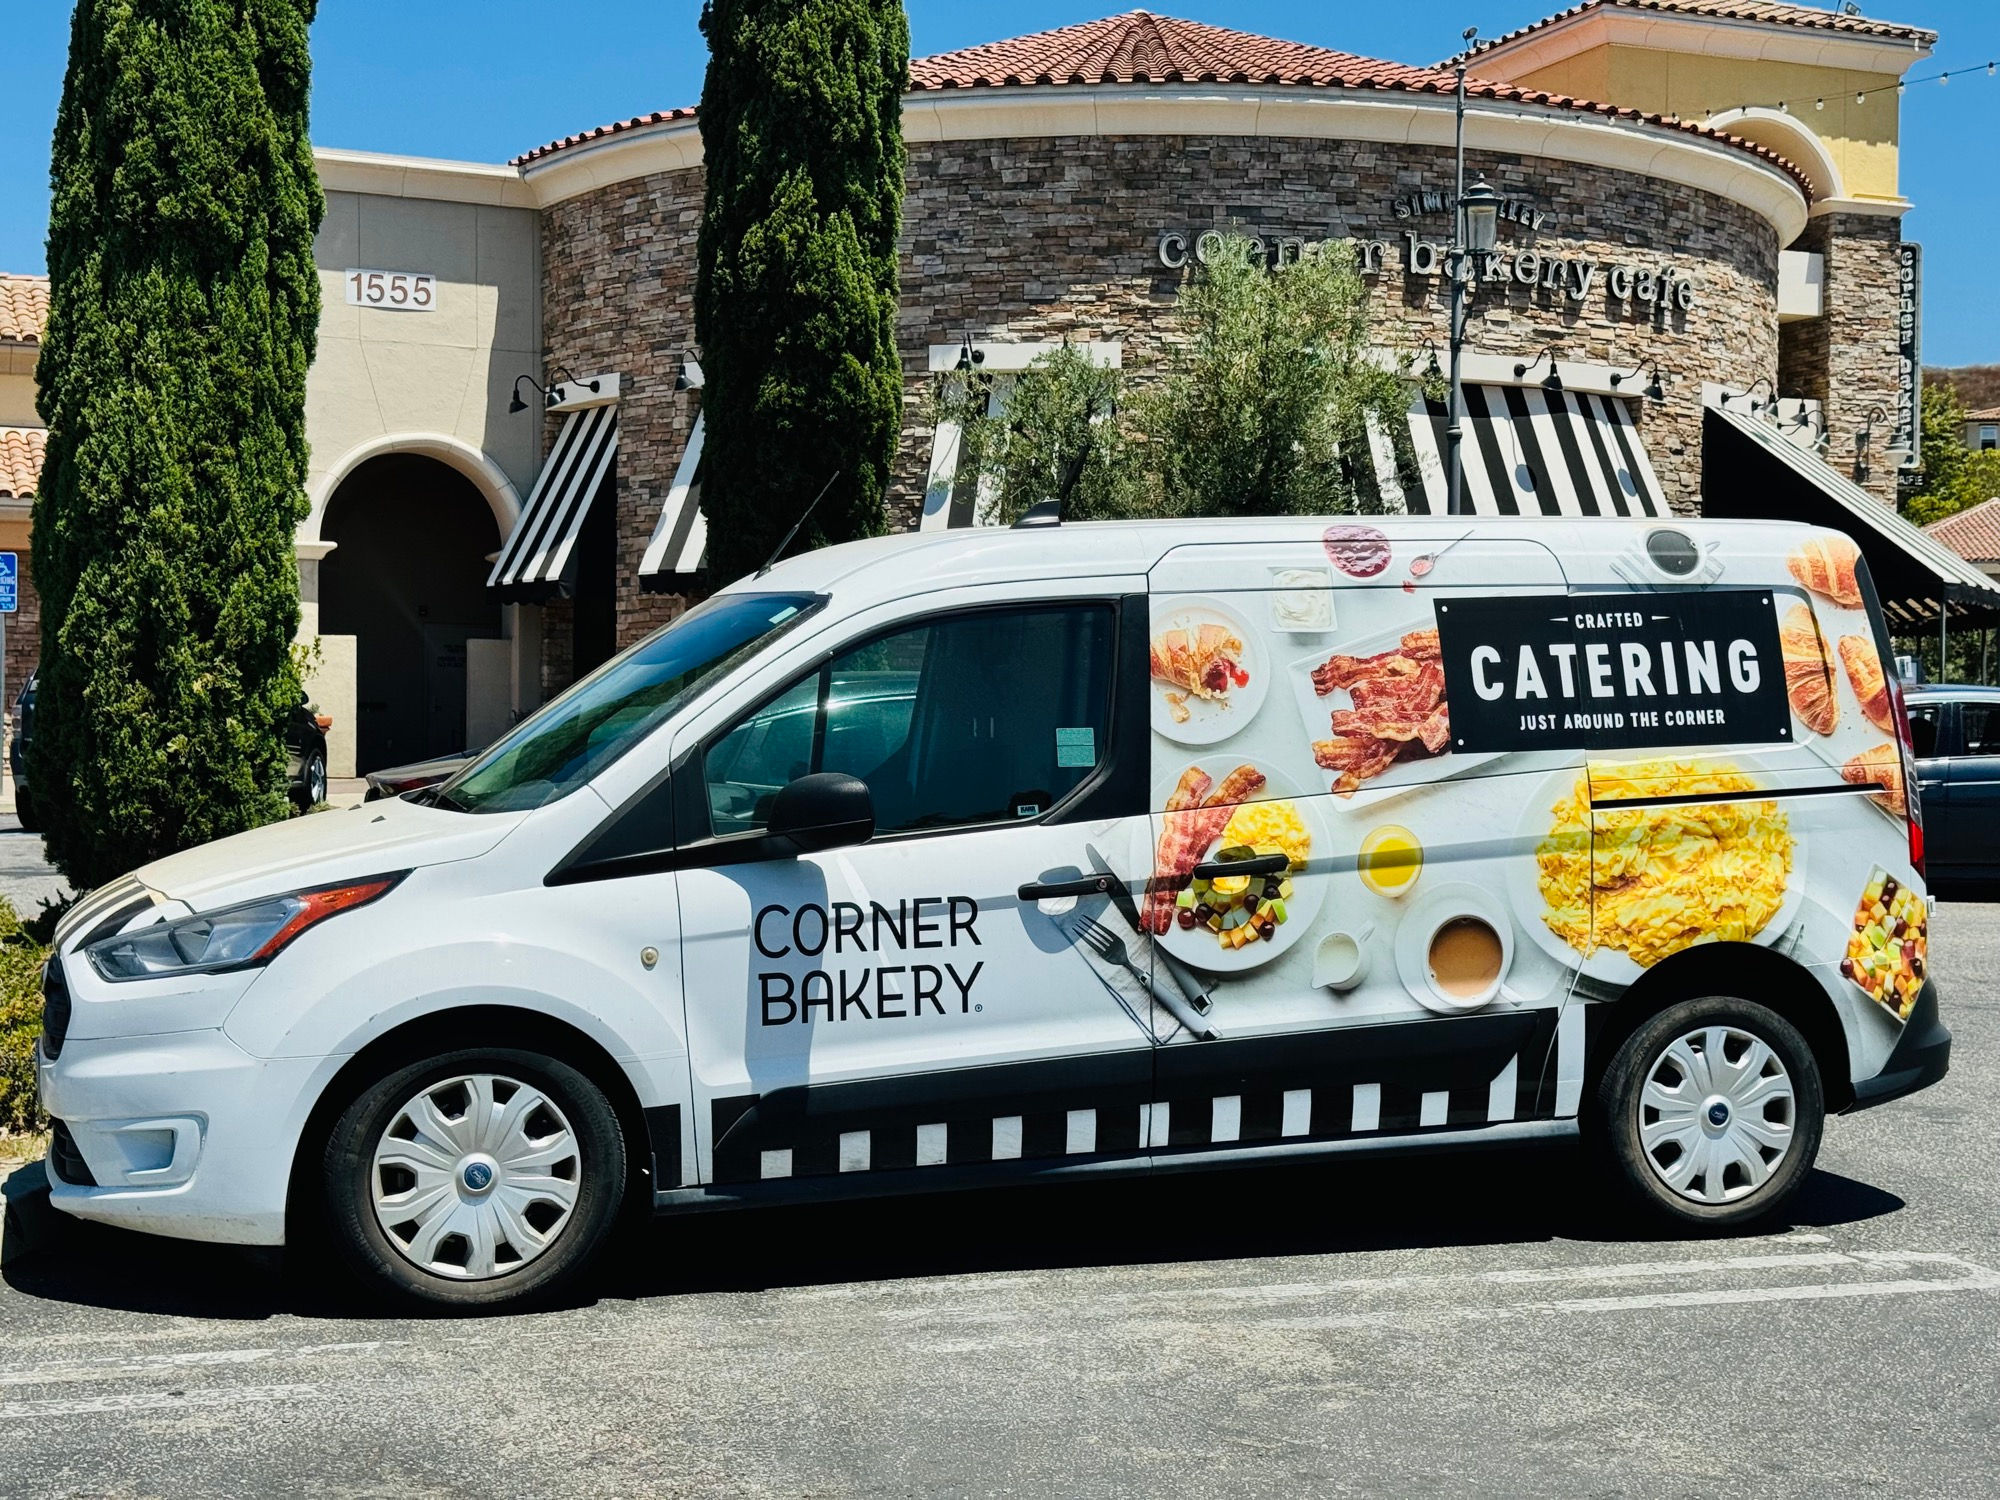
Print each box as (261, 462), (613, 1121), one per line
(319, 453), (503, 774)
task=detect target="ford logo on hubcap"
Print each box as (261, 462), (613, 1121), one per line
(461, 1161), (494, 1192)
(1707, 1102), (1730, 1127)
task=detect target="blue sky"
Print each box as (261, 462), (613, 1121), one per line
(2, 1), (1996, 362)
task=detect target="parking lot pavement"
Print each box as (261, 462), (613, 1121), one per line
(1, 902), (1996, 1499)
(0, 817), (66, 921)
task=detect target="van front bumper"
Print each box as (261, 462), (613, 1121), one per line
(36, 1030), (321, 1246)
(1845, 980), (1951, 1113)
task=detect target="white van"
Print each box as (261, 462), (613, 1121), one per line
(35, 516), (1950, 1308)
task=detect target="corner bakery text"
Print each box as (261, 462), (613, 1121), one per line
(754, 897), (985, 1024)
(1435, 590), (1790, 752)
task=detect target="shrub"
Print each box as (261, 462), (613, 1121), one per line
(32, 0), (323, 893)
(694, 0), (908, 581)
(0, 900), (51, 1137)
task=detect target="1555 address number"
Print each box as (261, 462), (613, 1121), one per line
(344, 269), (436, 311)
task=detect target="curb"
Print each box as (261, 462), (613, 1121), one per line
(0, 1159), (59, 1267)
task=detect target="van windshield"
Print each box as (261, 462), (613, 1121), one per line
(435, 592), (824, 813)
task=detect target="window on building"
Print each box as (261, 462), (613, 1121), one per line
(702, 603), (1115, 838)
(1980, 425), (1997, 451)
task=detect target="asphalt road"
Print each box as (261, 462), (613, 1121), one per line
(0, 895), (1994, 1496)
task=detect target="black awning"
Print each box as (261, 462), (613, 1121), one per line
(1702, 404), (2000, 629)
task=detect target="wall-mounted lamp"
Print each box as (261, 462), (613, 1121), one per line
(1719, 377), (1775, 414)
(676, 352), (706, 392)
(954, 330), (986, 373)
(548, 366), (601, 398)
(1610, 362), (1667, 401)
(1513, 346), (1564, 393)
(507, 374), (550, 414)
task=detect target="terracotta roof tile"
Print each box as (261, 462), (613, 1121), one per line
(1927, 497), (2000, 565)
(907, 11), (1461, 90)
(1964, 407), (2000, 422)
(0, 427), (46, 500)
(0, 275), (49, 345)
(513, 106), (697, 167)
(513, 11), (1814, 199)
(1464, 1), (1936, 60)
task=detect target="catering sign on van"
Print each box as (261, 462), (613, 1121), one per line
(1435, 590), (1791, 751)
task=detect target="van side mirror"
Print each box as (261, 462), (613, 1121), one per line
(767, 772), (874, 854)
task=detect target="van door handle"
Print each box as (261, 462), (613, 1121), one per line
(1190, 853), (1292, 880)
(1017, 874), (1116, 902)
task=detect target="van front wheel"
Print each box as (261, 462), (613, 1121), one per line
(322, 1048), (628, 1309)
(1595, 996), (1824, 1228)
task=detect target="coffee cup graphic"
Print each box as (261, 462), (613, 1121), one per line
(1313, 924), (1375, 991)
(1420, 911), (1527, 1012)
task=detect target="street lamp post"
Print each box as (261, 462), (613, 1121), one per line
(1445, 30), (1501, 516)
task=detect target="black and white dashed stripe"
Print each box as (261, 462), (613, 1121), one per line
(709, 1007), (1580, 1184)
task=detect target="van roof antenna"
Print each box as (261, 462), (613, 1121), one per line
(757, 471), (842, 577)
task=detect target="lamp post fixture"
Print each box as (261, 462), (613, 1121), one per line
(1445, 172), (1500, 515)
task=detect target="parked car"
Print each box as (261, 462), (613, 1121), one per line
(1903, 683), (2000, 882)
(13, 672), (328, 824)
(364, 753), (472, 802)
(287, 694), (332, 812)
(34, 517), (1950, 1312)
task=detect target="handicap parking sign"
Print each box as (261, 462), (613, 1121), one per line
(0, 553), (16, 614)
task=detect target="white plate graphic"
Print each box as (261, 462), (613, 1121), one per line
(1506, 760), (1809, 988)
(1149, 757), (1327, 975)
(1149, 594), (1268, 747)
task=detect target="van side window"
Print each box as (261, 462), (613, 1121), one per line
(701, 604), (1116, 839)
(1907, 703), (1942, 759)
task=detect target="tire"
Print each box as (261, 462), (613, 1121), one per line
(1592, 995), (1824, 1229)
(321, 1047), (628, 1310)
(12, 788), (37, 834)
(293, 749), (327, 811)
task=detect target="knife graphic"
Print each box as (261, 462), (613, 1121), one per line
(1084, 842), (1218, 1030)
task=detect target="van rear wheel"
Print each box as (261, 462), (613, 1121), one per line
(322, 1048), (627, 1309)
(1594, 996), (1824, 1228)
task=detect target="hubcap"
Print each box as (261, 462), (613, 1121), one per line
(1638, 1025), (1796, 1205)
(370, 1073), (581, 1280)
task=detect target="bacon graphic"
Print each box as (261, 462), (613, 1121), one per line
(1305, 628), (1451, 795)
(1141, 763), (1268, 932)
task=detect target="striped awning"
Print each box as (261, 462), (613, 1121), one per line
(487, 403), (618, 601)
(1370, 385), (1668, 518)
(639, 412), (707, 587)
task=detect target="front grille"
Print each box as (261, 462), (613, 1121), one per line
(48, 1119), (96, 1187)
(39, 957), (70, 1061)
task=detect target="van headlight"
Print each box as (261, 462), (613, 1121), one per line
(83, 874), (405, 982)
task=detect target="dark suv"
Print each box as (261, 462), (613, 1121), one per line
(10, 673), (329, 830)
(1905, 683), (2000, 882)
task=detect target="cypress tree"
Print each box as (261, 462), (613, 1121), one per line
(695, 0), (908, 582)
(33, 0), (323, 891)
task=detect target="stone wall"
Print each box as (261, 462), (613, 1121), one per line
(1801, 211), (1905, 505)
(892, 135), (1781, 525)
(3, 552), (36, 707)
(541, 168), (706, 671)
(541, 132), (1788, 653)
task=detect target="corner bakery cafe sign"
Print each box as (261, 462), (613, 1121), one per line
(1155, 222), (1699, 311)
(1433, 591), (1790, 751)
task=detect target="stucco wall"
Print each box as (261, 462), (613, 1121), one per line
(305, 189), (542, 532)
